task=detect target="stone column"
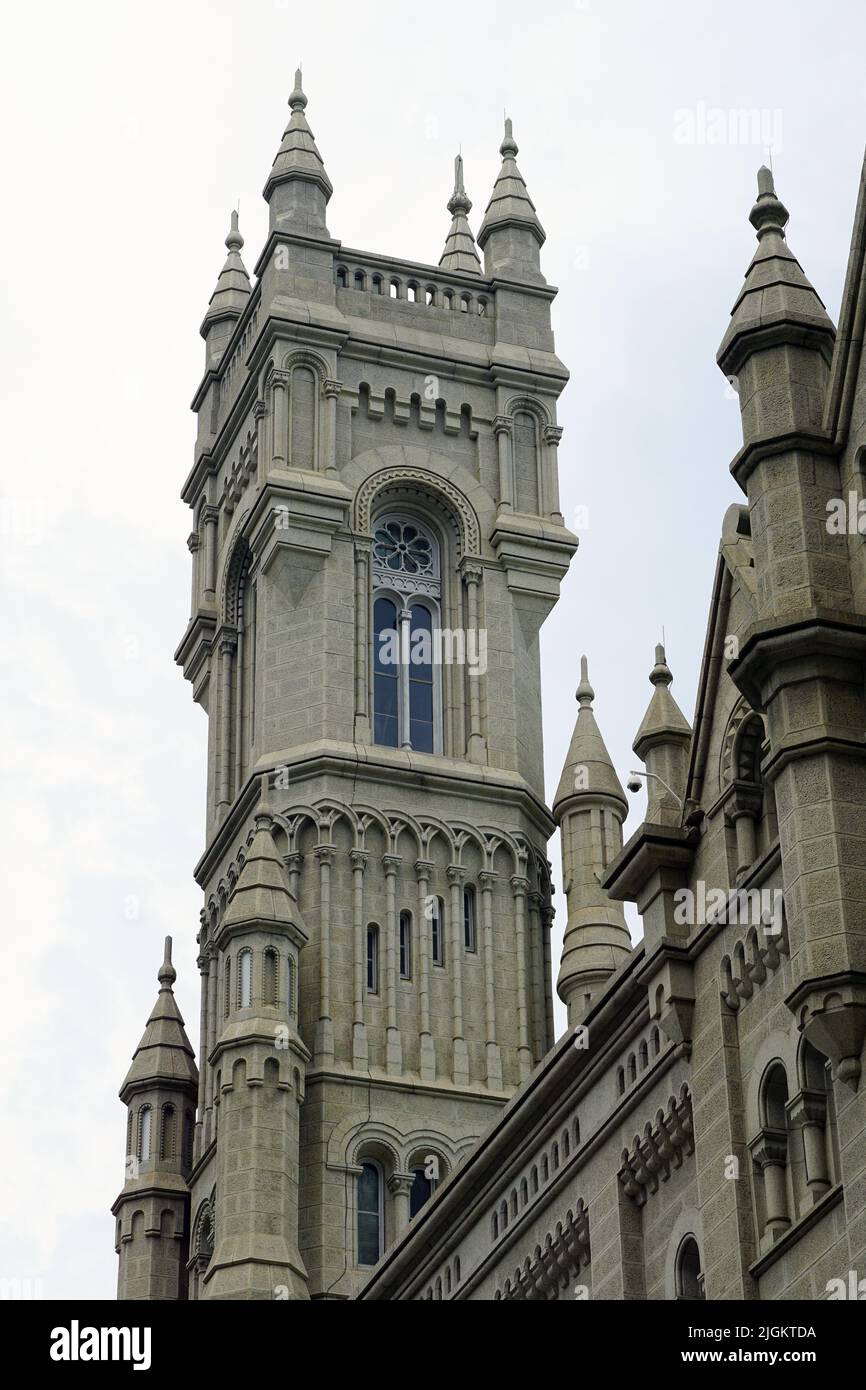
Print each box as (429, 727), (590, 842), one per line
(493, 415), (513, 514)
(388, 1173), (415, 1237)
(543, 424), (565, 523)
(188, 532), (201, 617)
(415, 860), (436, 1082)
(195, 939), (210, 1159)
(204, 943), (218, 1146)
(788, 1093), (831, 1202)
(541, 903), (555, 1050)
(350, 850), (369, 1070)
(383, 855), (403, 1075)
(479, 871), (502, 1090)
(271, 369), (289, 468)
(529, 890), (546, 1062)
(283, 851), (302, 900)
(322, 379), (341, 477)
(202, 506), (219, 601)
(217, 636), (236, 814)
(460, 560), (486, 763)
(447, 867), (470, 1086)
(511, 875), (533, 1080)
(314, 844), (336, 1065)
(749, 1130), (790, 1243)
(354, 541), (372, 744)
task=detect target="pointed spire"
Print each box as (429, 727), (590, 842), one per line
(633, 645), (692, 823)
(477, 117), (546, 280)
(439, 154), (481, 274)
(554, 657), (632, 1025)
(717, 166), (835, 381)
(553, 656), (627, 816)
(263, 68), (333, 236)
(200, 209), (251, 365)
(220, 816), (308, 944)
(120, 936), (198, 1101)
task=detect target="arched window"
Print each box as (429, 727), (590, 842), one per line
(443, 290), (454, 310)
(410, 1162), (438, 1218)
(513, 410), (540, 514)
(289, 364), (316, 471)
(752, 1061), (792, 1242)
(367, 925), (379, 993)
(389, 278), (400, 299)
(399, 911), (412, 979)
(336, 266), (348, 288)
(431, 897), (445, 966)
(372, 274), (383, 295)
(639, 1039), (649, 1071)
(263, 948), (278, 1007)
(182, 1111), (194, 1169)
(407, 282), (419, 303)
(477, 298), (487, 317)
(425, 286), (436, 306)
(460, 294), (470, 313)
(238, 949), (252, 1009)
(354, 269), (366, 290)
(676, 1236), (705, 1300)
(463, 886), (476, 952)
(139, 1106), (152, 1163)
(160, 1104), (176, 1160)
(357, 1161), (384, 1266)
(617, 1065), (626, 1096)
(372, 515), (441, 754)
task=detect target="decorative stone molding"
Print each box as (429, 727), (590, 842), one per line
(618, 1085), (694, 1206)
(354, 464), (480, 556)
(494, 1201), (590, 1301)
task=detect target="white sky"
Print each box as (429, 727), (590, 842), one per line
(1, 0), (863, 1300)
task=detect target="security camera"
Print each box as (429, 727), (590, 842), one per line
(626, 777), (643, 795)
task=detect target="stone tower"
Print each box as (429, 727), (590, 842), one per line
(163, 74), (577, 1298)
(554, 657), (632, 1024)
(717, 169), (866, 1087)
(113, 939), (198, 1300)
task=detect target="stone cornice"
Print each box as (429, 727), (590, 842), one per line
(728, 424), (836, 492)
(602, 822), (698, 903)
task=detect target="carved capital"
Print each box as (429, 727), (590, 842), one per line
(447, 865), (467, 887)
(322, 378), (342, 399)
(253, 399), (267, 420)
(786, 1088), (828, 1130)
(478, 871), (498, 891)
(187, 532), (202, 553)
(492, 414), (513, 438)
(314, 844), (337, 868)
(510, 875), (530, 897)
(414, 859), (435, 880)
(460, 559), (483, 587)
(748, 1126), (788, 1170)
(383, 854), (402, 877)
(349, 850), (369, 873)
(543, 424), (564, 447)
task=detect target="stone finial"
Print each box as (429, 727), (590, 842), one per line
(649, 643), (673, 688)
(225, 208), (244, 254)
(158, 936), (176, 990)
(439, 152), (481, 274)
(289, 67), (306, 111)
(576, 654), (595, 708)
(200, 208), (251, 352)
(501, 116), (519, 158)
(477, 114), (546, 279)
(749, 165), (790, 241)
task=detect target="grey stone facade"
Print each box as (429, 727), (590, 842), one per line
(114, 74), (576, 1300)
(358, 156), (866, 1302)
(113, 73), (866, 1303)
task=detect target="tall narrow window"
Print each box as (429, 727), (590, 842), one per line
(290, 365), (316, 471)
(676, 1237), (705, 1300)
(224, 958), (231, 1019)
(357, 1162), (383, 1266)
(514, 410), (540, 515)
(287, 956), (296, 1016)
(238, 949), (252, 1009)
(399, 911), (412, 979)
(431, 897), (444, 966)
(372, 516), (441, 754)
(463, 886), (477, 952)
(139, 1106), (152, 1163)
(263, 949), (278, 1007)
(160, 1105), (176, 1161)
(373, 595), (399, 748)
(410, 1163), (437, 1218)
(367, 925), (379, 993)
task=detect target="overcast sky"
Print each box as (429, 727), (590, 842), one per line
(1, 0), (863, 1301)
